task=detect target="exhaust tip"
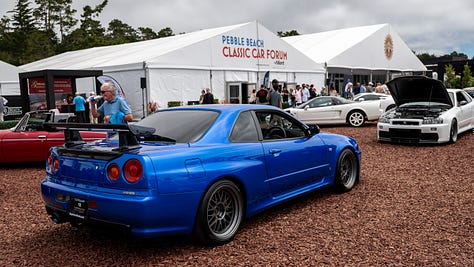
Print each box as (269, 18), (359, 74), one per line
(51, 212), (64, 224)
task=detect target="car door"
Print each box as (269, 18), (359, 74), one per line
(1, 129), (52, 162)
(255, 110), (330, 196)
(296, 97), (339, 124)
(455, 91), (474, 130)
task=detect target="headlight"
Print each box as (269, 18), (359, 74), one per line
(378, 116), (390, 123)
(422, 117), (443, 124)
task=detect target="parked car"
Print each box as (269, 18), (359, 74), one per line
(41, 105), (361, 245)
(378, 76), (474, 144)
(378, 95), (396, 112)
(285, 96), (382, 127)
(353, 92), (395, 113)
(0, 110), (106, 163)
(464, 87), (474, 98)
(353, 92), (390, 102)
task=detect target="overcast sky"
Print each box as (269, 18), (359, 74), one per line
(2, 0), (474, 58)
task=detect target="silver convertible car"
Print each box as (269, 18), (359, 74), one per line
(377, 76), (474, 144)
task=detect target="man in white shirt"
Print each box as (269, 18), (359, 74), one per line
(302, 84), (310, 103)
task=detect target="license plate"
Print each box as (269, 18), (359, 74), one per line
(68, 198), (88, 219)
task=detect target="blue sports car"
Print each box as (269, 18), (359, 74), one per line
(41, 104), (361, 245)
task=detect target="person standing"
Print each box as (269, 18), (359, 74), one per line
(302, 84), (310, 103)
(86, 91), (99, 123)
(295, 85), (303, 106)
(202, 88), (215, 104)
(0, 95), (7, 122)
(256, 84), (268, 104)
(344, 82), (354, 99)
(73, 92), (87, 123)
(90, 82), (133, 124)
(249, 89), (257, 104)
(366, 82), (375, 92)
(281, 86), (289, 104)
(199, 89), (205, 104)
(267, 79), (282, 109)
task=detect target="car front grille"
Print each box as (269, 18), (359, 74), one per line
(379, 129), (439, 143)
(391, 120), (420, 126)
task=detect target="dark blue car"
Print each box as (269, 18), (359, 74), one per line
(41, 104), (361, 245)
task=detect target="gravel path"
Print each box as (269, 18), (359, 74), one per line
(1, 123), (472, 266)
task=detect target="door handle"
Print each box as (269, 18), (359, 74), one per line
(38, 135), (46, 139)
(269, 149), (282, 156)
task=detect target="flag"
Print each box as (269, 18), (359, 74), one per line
(263, 71), (270, 88)
(97, 75), (125, 98)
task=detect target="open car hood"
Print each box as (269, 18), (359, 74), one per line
(387, 76), (453, 107)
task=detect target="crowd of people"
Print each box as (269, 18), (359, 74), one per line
(241, 80), (391, 109)
(0, 79), (390, 125)
(342, 81), (390, 99)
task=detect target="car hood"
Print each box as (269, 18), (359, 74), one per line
(387, 76), (453, 107)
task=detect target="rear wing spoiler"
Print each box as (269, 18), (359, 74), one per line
(43, 123), (155, 151)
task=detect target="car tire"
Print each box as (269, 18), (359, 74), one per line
(194, 179), (244, 246)
(334, 149), (358, 192)
(347, 111), (365, 127)
(449, 119), (458, 143)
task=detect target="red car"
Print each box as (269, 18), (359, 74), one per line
(0, 110), (106, 163)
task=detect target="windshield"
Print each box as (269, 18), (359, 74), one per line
(134, 109), (220, 143)
(14, 111), (52, 132)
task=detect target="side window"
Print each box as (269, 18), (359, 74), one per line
(229, 111), (259, 142)
(456, 92), (467, 106)
(255, 111), (306, 140)
(459, 91), (472, 103)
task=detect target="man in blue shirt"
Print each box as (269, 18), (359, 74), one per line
(90, 82), (133, 124)
(73, 92), (87, 123)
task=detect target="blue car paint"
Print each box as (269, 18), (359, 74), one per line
(41, 104), (361, 238)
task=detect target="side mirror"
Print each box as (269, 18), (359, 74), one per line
(459, 100), (467, 106)
(304, 105), (309, 110)
(308, 124), (320, 136)
(358, 98), (365, 101)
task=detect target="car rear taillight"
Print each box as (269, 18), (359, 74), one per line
(47, 153), (53, 170)
(123, 159), (143, 183)
(53, 158), (59, 172)
(107, 163), (120, 182)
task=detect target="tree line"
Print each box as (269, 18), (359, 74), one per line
(1, 0), (472, 75)
(0, 0), (175, 66)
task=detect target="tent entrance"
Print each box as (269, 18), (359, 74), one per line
(226, 83), (256, 104)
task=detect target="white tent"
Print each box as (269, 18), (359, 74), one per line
(0, 60), (22, 95)
(22, 21), (325, 117)
(283, 23), (427, 85)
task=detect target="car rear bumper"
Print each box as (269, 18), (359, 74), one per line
(41, 179), (201, 237)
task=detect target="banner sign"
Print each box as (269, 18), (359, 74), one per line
(221, 35), (287, 65)
(28, 78), (72, 94)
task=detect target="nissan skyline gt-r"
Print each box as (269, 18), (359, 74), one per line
(377, 76), (474, 144)
(41, 104), (361, 246)
(0, 110), (106, 163)
(285, 96), (382, 127)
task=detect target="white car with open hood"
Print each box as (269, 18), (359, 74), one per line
(377, 76), (474, 144)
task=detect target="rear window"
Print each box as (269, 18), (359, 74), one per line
(135, 109), (219, 143)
